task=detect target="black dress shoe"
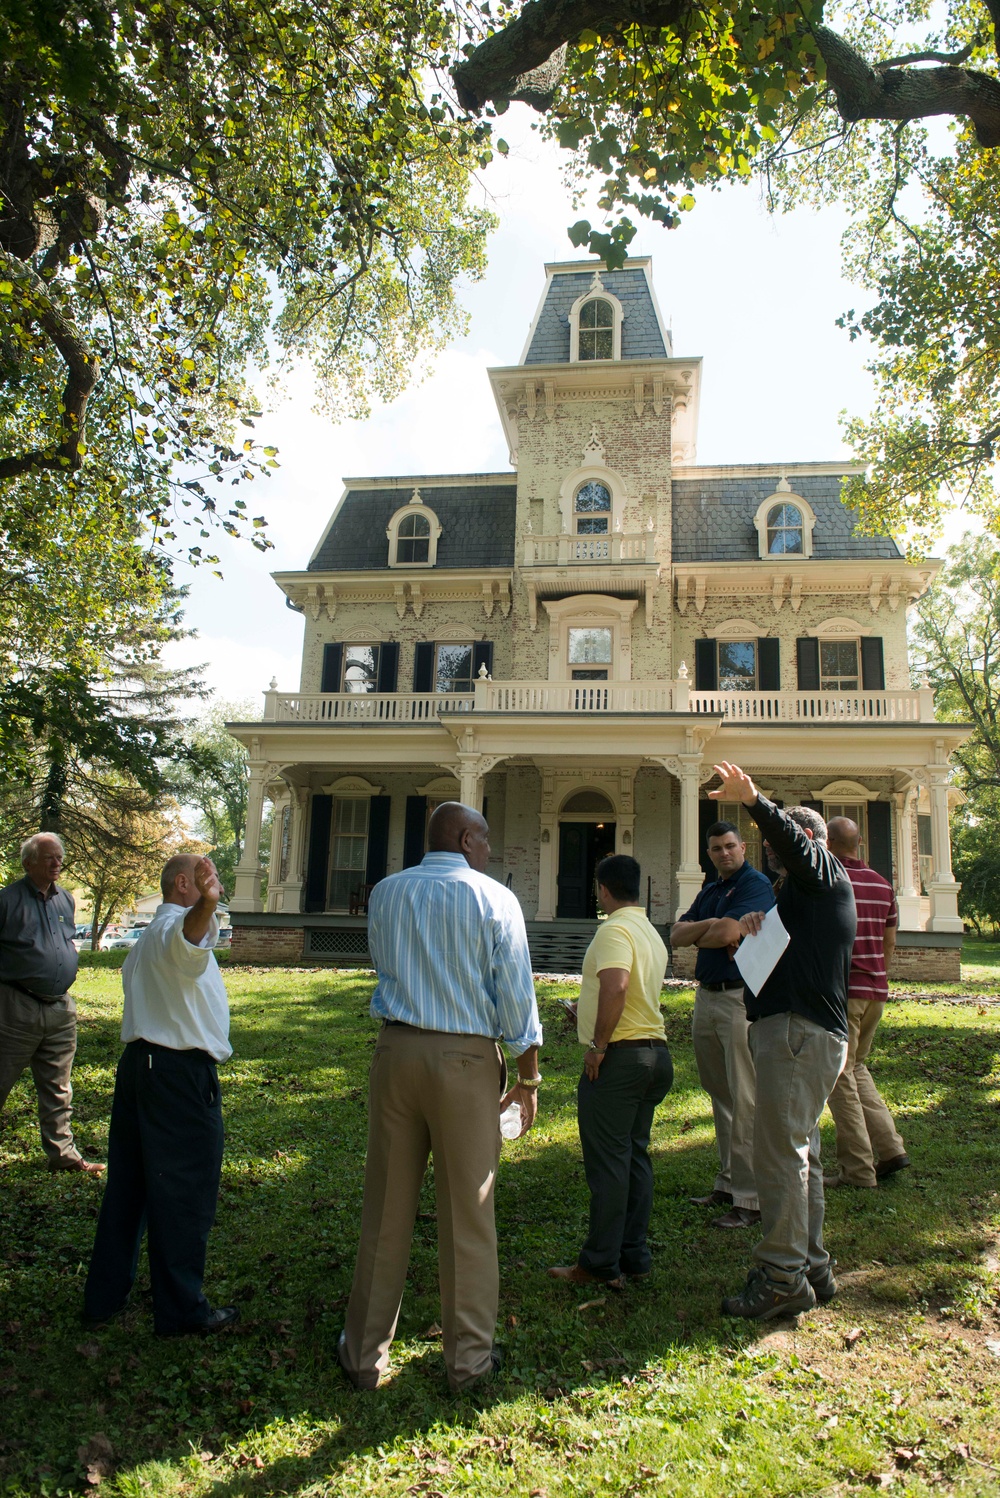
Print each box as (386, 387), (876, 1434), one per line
(158, 1306), (240, 1337)
(875, 1153), (910, 1179)
(689, 1188), (733, 1208)
(81, 1300), (129, 1329)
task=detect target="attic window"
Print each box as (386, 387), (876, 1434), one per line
(387, 500), (442, 568)
(578, 298), (614, 360)
(753, 484), (816, 560)
(766, 504), (803, 554)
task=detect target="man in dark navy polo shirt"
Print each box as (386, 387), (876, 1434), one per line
(0, 834), (104, 1172)
(671, 821), (776, 1228)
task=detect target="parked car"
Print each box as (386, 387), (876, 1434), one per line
(104, 927), (146, 951)
(215, 927), (233, 948)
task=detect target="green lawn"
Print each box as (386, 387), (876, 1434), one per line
(2, 967), (1000, 1497)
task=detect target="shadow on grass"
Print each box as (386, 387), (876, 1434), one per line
(1, 978), (999, 1494)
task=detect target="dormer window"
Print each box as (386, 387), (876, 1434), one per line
(754, 483), (816, 560)
(387, 493), (442, 568)
(766, 504), (803, 554)
(578, 299), (614, 360)
(396, 512), (430, 563)
(574, 481), (612, 535)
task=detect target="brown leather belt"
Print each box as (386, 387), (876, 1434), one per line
(606, 1037), (668, 1049)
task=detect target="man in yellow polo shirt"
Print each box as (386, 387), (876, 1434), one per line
(548, 855), (672, 1289)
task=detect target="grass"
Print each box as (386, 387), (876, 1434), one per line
(2, 963), (1000, 1498)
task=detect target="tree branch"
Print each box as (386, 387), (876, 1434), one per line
(0, 250), (101, 481)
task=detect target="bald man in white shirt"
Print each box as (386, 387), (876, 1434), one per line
(82, 855), (239, 1337)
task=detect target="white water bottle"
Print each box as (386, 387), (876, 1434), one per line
(500, 1101), (523, 1139)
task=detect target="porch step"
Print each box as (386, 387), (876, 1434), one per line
(525, 920), (599, 975)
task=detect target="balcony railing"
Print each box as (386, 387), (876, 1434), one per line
(523, 532), (657, 566)
(263, 681), (935, 723)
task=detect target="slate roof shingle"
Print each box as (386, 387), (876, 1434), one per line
(309, 485), (517, 571)
(524, 267), (669, 364)
(671, 474), (902, 563)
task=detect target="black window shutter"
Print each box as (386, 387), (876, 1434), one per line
(472, 641), (494, 680)
(304, 794), (332, 911)
(758, 637), (781, 691)
(861, 636), (885, 690)
(481, 795), (489, 826)
(694, 638), (717, 691)
(413, 642), (434, 692)
(867, 800), (893, 883)
(365, 796), (391, 885)
(403, 795), (427, 867)
(698, 798), (717, 879)
(377, 642), (399, 692)
(796, 637), (820, 691)
(320, 643), (343, 693)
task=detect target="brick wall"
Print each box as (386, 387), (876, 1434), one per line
(231, 925), (305, 964)
(669, 939), (960, 984)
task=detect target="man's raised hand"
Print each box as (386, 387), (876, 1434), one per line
(708, 762), (759, 808)
(194, 857), (225, 906)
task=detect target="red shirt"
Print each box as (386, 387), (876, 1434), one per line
(839, 855), (898, 1002)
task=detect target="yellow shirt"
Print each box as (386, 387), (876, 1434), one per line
(576, 905), (668, 1045)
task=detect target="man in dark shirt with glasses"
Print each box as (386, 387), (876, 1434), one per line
(0, 833), (104, 1173)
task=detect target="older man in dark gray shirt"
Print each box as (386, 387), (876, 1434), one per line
(0, 834), (104, 1172)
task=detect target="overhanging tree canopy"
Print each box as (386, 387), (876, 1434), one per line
(453, 0), (1000, 544)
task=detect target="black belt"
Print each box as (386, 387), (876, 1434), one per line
(606, 1037), (668, 1049)
(699, 980), (744, 993)
(0, 976), (62, 1004)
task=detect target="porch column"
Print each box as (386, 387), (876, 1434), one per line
(230, 756), (268, 912)
(893, 788), (922, 931)
(675, 753), (705, 919)
(265, 791), (290, 911)
(281, 787), (309, 914)
(458, 759), (484, 811)
(535, 815), (557, 921)
(925, 760), (962, 932)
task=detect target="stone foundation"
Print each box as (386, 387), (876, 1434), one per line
(231, 924), (305, 964)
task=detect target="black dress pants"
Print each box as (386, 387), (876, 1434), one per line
(577, 1043), (673, 1280)
(84, 1039), (224, 1334)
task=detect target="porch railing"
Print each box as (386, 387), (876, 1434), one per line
(522, 532), (657, 566)
(266, 692), (474, 722)
(687, 689), (927, 722)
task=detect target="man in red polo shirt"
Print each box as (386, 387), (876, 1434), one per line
(823, 817), (909, 1189)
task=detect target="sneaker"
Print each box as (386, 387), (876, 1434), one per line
(721, 1267), (817, 1320)
(807, 1264), (838, 1303)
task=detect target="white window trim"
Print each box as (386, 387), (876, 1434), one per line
(542, 594), (638, 681)
(557, 464), (627, 536)
(386, 502), (442, 568)
(817, 779), (877, 802)
(568, 281), (624, 362)
(753, 488), (816, 560)
(714, 617), (769, 640)
(809, 616), (873, 637)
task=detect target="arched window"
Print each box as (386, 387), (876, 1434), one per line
(766, 503), (803, 555)
(574, 480), (612, 535)
(396, 511), (430, 563)
(387, 499), (441, 567)
(578, 298), (614, 360)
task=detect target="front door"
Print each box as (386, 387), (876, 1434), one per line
(557, 821), (617, 918)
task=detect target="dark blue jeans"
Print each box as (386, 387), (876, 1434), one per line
(83, 1039), (224, 1333)
(577, 1042), (673, 1280)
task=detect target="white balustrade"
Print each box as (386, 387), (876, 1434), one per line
(522, 532), (656, 566)
(271, 692), (474, 722)
(688, 690), (926, 722)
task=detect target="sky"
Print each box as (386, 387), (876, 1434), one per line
(163, 107), (887, 709)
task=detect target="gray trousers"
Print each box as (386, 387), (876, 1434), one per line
(749, 1011), (847, 1287)
(827, 998), (905, 1186)
(692, 984), (758, 1209)
(0, 980), (82, 1164)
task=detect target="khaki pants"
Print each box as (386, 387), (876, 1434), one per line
(692, 984), (758, 1210)
(340, 1025), (505, 1392)
(0, 980), (81, 1164)
(826, 998), (905, 1186)
(749, 1012), (847, 1287)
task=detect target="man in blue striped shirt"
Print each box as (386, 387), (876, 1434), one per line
(338, 802), (542, 1393)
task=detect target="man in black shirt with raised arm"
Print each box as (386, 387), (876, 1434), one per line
(707, 762), (855, 1321)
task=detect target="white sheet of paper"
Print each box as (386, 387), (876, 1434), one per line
(734, 904), (790, 993)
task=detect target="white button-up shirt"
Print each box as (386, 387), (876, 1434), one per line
(121, 902), (231, 1062)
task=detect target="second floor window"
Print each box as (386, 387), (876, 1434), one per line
(574, 481), (612, 535)
(718, 640), (757, 691)
(578, 298), (614, 360)
(395, 512), (430, 564)
(820, 640), (859, 691)
(435, 643), (474, 693)
(342, 644), (381, 692)
(569, 626), (612, 680)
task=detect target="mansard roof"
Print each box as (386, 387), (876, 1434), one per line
(308, 478), (517, 571)
(671, 467), (902, 563)
(522, 258), (671, 365)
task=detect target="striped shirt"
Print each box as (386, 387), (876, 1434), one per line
(367, 852), (542, 1056)
(839, 856), (898, 1002)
